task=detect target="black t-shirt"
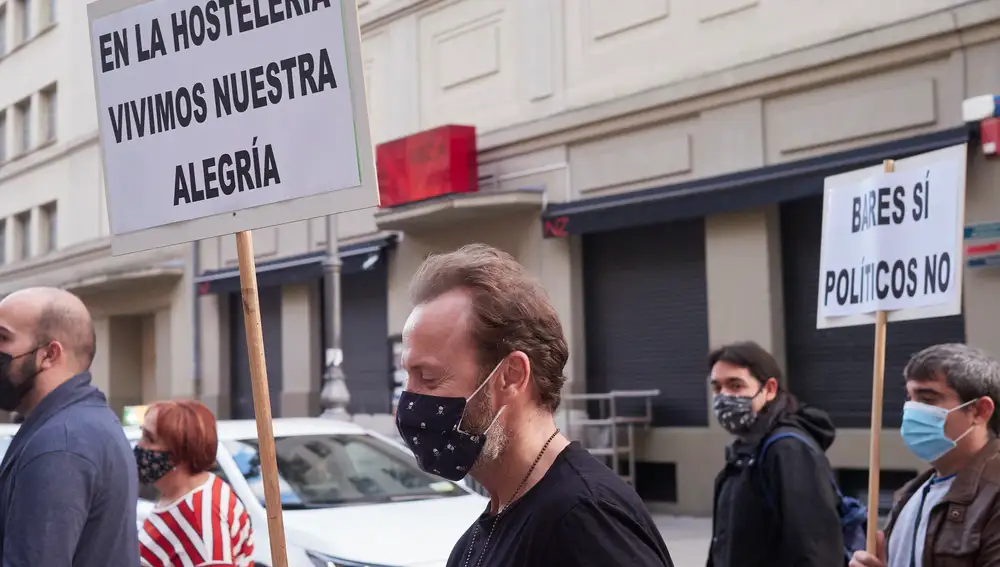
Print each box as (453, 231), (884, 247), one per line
(446, 442), (674, 567)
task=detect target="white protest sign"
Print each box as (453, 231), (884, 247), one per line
(88, 0), (377, 256)
(816, 144), (967, 329)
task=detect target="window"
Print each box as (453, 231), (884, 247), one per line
(0, 111), (6, 163)
(15, 211), (30, 260)
(43, 0), (53, 25)
(222, 433), (465, 510)
(0, 219), (6, 264)
(41, 201), (56, 252)
(15, 0), (30, 43)
(14, 98), (31, 154)
(40, 85), (56, 143)
(0, 6), (8, 56)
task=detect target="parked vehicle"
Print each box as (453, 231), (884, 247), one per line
(0, 418), (487, 567)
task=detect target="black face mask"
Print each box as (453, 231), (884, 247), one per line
(0, 347), (42, 413)
(395, 361), (506, 482)
(134, 445), (173, 485)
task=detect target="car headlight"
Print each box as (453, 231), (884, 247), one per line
(306, 550), (398, 567)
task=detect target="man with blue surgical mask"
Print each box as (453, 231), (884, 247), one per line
(851, 343), (1000, 567)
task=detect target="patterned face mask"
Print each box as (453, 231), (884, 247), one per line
(713, 391), (760, 435)
(395, 360), (506, 481)
(134, 445), (174, 485)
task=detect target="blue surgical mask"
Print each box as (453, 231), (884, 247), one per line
(900, 399), (977, 462)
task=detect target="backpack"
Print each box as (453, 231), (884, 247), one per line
(756, 431), (868, 563)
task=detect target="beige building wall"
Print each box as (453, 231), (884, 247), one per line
(190, 0), (1000, 516)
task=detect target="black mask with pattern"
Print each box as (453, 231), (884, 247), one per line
(134, 445), (173, 484)
(395, 361), (506, 481)
(713, 386), (765, 435)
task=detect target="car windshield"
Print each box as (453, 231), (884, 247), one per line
(224, 434), (465, 509)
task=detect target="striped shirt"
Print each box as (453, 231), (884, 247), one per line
(139, 474), (254, 567)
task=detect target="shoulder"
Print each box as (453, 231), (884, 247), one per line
(15, 422), (101, 472)
(759, 430), (823, 465)
(204, 476), (248, 515)
(542, 445), (656, 531)
(28, 405), (130, 460)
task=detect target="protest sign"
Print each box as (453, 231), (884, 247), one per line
(816, 144), (967, 329)
(87, 1), (377, 565)
(815, 144), (968, 553)
(88, 0), (376, 256)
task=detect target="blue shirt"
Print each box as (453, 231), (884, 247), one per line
(0, 372), (139, 567)
(887, 473), (956, 567)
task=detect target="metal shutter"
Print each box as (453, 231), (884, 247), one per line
(337, 263), (390, 414)
(780, 195), (966, 428)
(229, 286), (284, 419)
(583, 220), (710, 426)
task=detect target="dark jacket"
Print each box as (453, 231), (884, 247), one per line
(708, 397), (844, 567)
(0, 372), (139, 567)
(882, 438), (1000, 567)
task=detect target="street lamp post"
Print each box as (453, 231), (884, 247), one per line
(320, 213), (351, 419)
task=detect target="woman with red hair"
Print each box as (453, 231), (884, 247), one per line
(135, 399), (254, 567)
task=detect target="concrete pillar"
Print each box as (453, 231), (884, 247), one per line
(280, 284), (321, 416)
(198, 293), (230, 417)
(962, 153), (1000, 357)
(90, 317), (111, 396)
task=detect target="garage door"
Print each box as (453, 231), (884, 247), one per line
(583, 220), (710, 426)
(781, 195), (966, 428)
(322, 262), (390, 414)
(229, 286), (284, 420)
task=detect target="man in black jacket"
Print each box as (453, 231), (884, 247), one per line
(707, 341), (843, 567)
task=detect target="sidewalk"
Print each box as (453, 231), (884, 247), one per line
(653, 515), (711, 565)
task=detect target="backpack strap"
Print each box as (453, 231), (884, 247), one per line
(757, 431), (844, 501)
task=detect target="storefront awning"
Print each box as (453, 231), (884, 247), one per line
(374, 188), (545, 232)
(195, 234), (397, 295)
(540, 125), (973, 238)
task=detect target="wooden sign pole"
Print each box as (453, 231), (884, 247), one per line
(235, 230), (289, 567)
(865, 159), (894, 554)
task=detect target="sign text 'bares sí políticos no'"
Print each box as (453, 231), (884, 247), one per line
(817, 154), (964, 321)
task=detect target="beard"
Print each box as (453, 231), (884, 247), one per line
(0, 355), (39, 413)
(463, 383), (509, 472)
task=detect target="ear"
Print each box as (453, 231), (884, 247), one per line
(974, 396), (995, 428)
(497, 351), (531, 399)
(38, 341), (63, 372)
(763, 377), (779, 402)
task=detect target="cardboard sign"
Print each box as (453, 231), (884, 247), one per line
(816, 144), (967, 329)
(87, 0), (377, 255)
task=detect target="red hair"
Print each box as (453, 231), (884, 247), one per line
(148, 399), (218, 473)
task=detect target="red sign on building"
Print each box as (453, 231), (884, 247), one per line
(376, 125), (478, 208)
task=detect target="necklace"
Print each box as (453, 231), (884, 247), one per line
(462, 429), (560, 567)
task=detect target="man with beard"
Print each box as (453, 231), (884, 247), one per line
(0, 287), (139, 567)
(395, 244), (674, 567)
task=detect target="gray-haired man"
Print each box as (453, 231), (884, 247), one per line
(851, 343), (1000, 567)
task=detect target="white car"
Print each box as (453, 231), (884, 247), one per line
(0, 418), (487, 567)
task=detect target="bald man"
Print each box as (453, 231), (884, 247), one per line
(0, 288), (139, 567)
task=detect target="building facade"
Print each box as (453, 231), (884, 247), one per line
(0, 0), (195, 415)
(4, 0), (1000, 516)
(196, 0), (1000, 515)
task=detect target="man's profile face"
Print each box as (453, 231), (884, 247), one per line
(402, 290), (508, 467)
(0, 300), (41, 390)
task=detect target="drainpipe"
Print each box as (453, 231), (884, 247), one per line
(192, 240), (202, 400)
(320, 214), (351, 418)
